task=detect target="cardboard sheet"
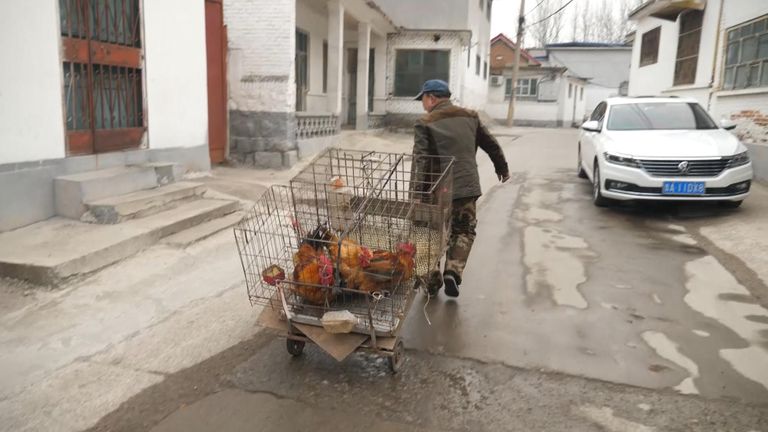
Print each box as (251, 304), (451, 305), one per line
(293, 323), (368, 362)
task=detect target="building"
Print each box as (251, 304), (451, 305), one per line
(0, 1), (222, 232)
(531, 42), (632, 115)
(486, 34), (588, 127)
(376, 0), (493, 127)
(627, 0), (768, 149)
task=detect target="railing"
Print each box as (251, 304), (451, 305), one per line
(296, 113), (339, 140)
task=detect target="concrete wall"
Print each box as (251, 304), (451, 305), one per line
(224, 0), (297, 168)
(462, 0), (492, 110)
(297, 0), (329, 113)
(0, 1), (66, 164)
(144, 0), (209, 150)
(486, 71), (564, 126)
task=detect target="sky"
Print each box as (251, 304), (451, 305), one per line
(490, 0), (638, 46)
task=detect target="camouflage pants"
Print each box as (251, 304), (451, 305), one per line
(444, 197), (477, 284)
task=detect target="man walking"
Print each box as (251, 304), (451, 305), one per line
(412, 79), (510, 298)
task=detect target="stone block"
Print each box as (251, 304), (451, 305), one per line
(0, 167), (57, 232)
(283, 150), (299, 167)
(252, 152), (284, 169)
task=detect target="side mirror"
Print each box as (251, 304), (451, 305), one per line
(581, 120), (601, 132)
(720, 119), (737, 130)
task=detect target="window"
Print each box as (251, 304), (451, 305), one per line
(590, 102), (607, 127)
(640, 27), (661, 67)
(506, 78), (538, 98)
(487, 0), (492, 20)
(606, 103), (717, 131)
(295, 29), (309, 111)
(322, 41), (328, 93)
(479, 0), (483, 11)
(580, 86), (584, 101)
(483, 61), (488, 79)
(394, 50), (450, 97)
(674, 10), (703, 85)
(569, 83), (573, 98)
(723, 15), (768, 90)
(476, 55), (481, 75)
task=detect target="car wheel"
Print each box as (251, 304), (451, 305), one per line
(577, 147), (587, 179)
(593, 164), (611, 207)
(718, 200), (743, 209)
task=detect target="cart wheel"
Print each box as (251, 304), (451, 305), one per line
(389, 340), (405, 373)
(286, 339), (305, 356)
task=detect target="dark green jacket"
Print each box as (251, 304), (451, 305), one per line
(413, 100), (509, 200)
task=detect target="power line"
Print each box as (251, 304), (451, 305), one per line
(528, 0), (577, 26)
(524, 0), (548, 17)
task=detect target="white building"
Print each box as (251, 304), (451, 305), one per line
(533, 43), (632, 115)
(0, 1), (215, 232)
(628, 0), (768, 148)
(486, 34), (588, 127)
(377, 0), (493, 127)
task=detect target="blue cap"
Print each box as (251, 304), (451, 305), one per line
(414, 79), (451, 101)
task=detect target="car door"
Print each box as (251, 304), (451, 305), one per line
(582, 102), (607, 178)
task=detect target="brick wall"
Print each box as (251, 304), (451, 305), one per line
(224, 0), (295, 113)
(223, 0), (297, 168)
(730, 109), (768, 145)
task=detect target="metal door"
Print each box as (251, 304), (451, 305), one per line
(206, 0), (227, 164)
(60, 0), (145, 155)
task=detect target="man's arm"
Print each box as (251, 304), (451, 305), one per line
(476, 119), (510, 181)
(412, 122), (432, 192)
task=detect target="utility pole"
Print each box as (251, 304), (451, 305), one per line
(506, 0), (526, 126)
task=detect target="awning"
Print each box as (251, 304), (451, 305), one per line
(628, 0), (706, 21)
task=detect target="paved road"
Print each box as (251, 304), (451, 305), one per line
(3, 129), (767, 431)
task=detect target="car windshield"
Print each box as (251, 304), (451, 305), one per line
(606, 102), (718, 131)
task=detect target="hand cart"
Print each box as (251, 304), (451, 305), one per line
(234, 149), (454, 372)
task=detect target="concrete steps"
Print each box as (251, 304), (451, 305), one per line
(83, 182), (206, 224)
(54, 163), (181, 220)
(0, 198), (240, 285)
(161, 211), (245, 248)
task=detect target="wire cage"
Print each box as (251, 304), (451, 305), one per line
(234, 148), (454, 336)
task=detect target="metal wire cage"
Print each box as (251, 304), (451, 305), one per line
(234, 149), (454, 336)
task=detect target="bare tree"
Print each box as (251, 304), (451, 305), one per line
(579, 0), (595, 41)
(529, 0), (565, 47)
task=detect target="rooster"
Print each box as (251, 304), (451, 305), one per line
(346, 242), (417, 294)
(323, 230), (372, 282)
(291, 226), (336, 305)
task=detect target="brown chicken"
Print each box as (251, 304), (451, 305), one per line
(346, 242), (417, 294)
(291, 227), (336, 305)
(323, 230), (371, 281)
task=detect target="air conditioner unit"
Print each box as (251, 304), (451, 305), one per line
(490, 75), (504, 87)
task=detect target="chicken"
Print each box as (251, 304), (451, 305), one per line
(291, 226), (336, 305)
(346, 242), (417, 294)
(323, 230), (372, 281)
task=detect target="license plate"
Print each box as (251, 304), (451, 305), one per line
(662, 181), (705, 195)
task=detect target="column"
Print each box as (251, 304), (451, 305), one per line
(326, 0), (344, 116)
(355, 22), (371, 130)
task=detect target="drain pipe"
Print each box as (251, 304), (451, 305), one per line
(707, 0), (725, 114)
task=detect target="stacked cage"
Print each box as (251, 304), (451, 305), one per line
(234, 149), (454, 336)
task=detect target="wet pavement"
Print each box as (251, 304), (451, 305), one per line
(14, 128), (768, 431)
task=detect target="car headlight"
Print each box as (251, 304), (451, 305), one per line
(727, 151), (750, 168)
(603, 152), (641, 168)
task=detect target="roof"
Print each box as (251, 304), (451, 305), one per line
(545, 42), (631, 49)
(491, 33), (541, 66)
(606, 96), (699, 105)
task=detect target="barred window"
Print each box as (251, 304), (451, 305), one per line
(640, 27), (661, 67)
(394, 50), (450, 97)
(723, 15), (768, 90)
(674, 10), (703, 85)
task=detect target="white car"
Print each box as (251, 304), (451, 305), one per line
(577, 97), (753, 208)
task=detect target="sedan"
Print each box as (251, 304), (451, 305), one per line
(577, 97), (753, 208)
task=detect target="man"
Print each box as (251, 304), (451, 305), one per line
(412, 79), (510, 298)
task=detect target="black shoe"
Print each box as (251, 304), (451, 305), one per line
(443, 274), (459, 298)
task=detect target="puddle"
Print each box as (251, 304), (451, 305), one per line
(684, 256), (768, 391)
(641, 331), (699, 395)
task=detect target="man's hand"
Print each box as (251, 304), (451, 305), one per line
(498, 173), (510, 183)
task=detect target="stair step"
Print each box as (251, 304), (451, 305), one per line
(55, 166), (159, 220)
(162, 211), (245, 247)
(84, 182), (206, 224)
(0, 198), (240, 285)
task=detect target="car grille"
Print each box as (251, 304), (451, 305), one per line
(638, 158), (731, 177)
